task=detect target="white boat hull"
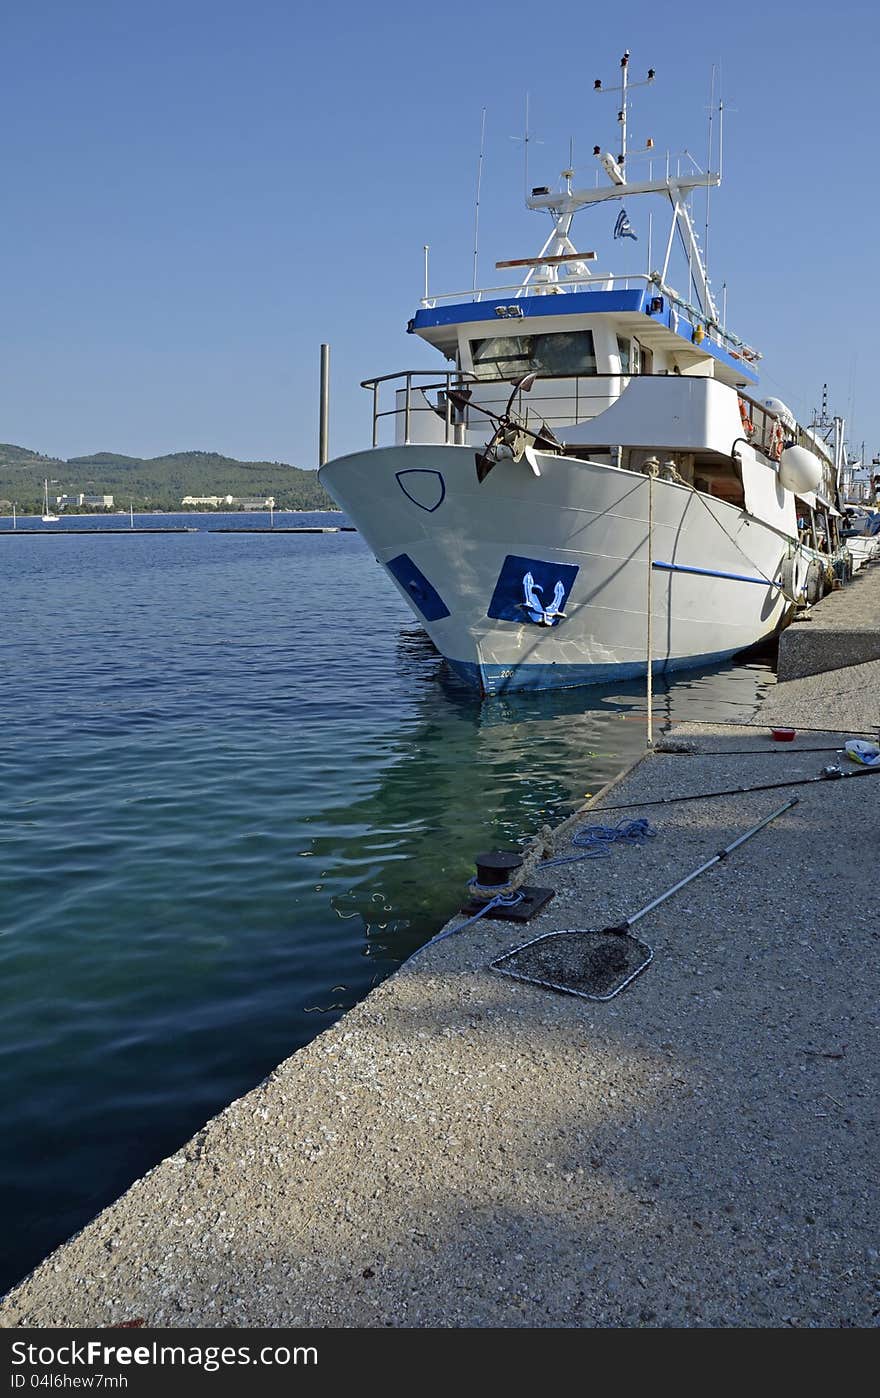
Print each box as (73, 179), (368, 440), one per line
(321, 444), (798, 694)
(846, 535), (880, 572)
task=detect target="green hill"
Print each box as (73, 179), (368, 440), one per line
(0, 445), (335, 513)
(0, 443), (55, 467)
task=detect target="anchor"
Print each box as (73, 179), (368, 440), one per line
(521, 571), (567, 625)
(446, 372), (561, 483)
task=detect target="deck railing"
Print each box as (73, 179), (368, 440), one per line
(360, 369), (794, 454)
(360, 370), (648, 448)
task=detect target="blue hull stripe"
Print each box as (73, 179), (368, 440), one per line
(448, 647), (744, 696)
(652, 560), (780, 589)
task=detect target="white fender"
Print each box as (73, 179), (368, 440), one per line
(779, 445), (822, 495)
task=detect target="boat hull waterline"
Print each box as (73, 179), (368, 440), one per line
(320, 445), (794, 695)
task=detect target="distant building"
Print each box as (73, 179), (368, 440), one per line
(180, 494), (275, 509)
(56, 492), (114, 509)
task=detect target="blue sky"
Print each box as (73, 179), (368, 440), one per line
(1, 0), (878, 466)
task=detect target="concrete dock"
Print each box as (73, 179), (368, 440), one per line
(208, 527), (357, 533)
(777, 560), (880, 681)
(0, 527), (197, 535)
(2, 587), (878, 1329)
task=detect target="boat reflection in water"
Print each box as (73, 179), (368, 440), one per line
(313, 624), (774, 962)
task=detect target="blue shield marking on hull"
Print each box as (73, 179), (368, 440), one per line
(395, 469), (446, 513)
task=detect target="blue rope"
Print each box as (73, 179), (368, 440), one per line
(413, 890), (525, 957)
(542, 818), (657, 867)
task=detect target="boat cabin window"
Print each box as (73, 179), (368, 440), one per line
(470, 330), (597, 381)
(617, 336), (643, 374)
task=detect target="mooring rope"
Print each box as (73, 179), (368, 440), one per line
(541, 817), (658, 867)
(695, 490), (797, 602)
(412, 890), (525, 956)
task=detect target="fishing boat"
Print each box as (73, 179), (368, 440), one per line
(320, 56), (846, 694)
(41, 480), (59, 523)
(841, 506), (880, 572)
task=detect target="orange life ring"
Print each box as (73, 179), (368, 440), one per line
(738, 396), (753, 438)
(771, 422), (785, 461)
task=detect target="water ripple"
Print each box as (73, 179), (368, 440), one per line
(0, 513), (774, 1293)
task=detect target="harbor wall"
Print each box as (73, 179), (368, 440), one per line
(777, 559), (880, 681)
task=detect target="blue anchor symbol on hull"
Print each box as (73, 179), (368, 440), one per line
(520, 571), (567, 626)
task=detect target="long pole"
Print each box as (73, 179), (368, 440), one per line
(618, 797), (799, 932)
(472, 108), (486, 296)
(645, 464), (656, 748)
(319, 343), (330, 467)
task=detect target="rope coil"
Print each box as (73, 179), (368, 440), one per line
(542, 818), (657, 867)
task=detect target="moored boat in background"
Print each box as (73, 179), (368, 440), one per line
(41, 479), (59, 523)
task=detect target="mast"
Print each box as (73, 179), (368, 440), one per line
(592, 50), (655, 179)
(481, 50), (754, 356)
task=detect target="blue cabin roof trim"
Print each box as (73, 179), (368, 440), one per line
(410, 289), (759, 385)
(412, 288), (648, 329)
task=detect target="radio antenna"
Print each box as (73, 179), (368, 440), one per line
(704, 65), (716, 294)
(523, 93), (530, 203)
(510, 93), (542, 206)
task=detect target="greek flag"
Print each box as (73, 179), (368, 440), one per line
(613, 208), (638, 240)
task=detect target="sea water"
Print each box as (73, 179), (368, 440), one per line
(0, 513), (774, 1291)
